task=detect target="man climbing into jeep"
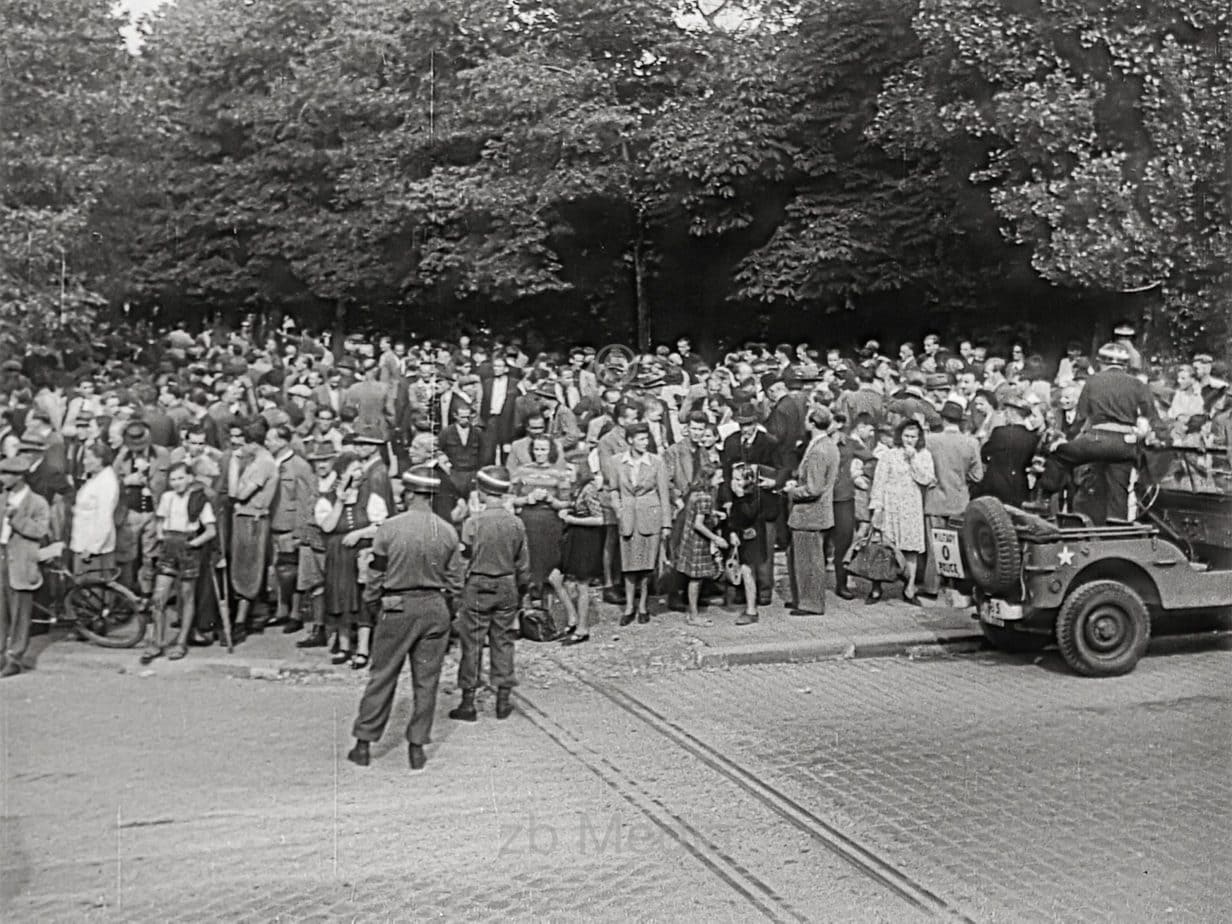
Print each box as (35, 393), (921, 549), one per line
(1042, 342), (1160, 525)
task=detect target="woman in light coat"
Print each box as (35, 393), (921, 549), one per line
(610, 422), (671, 625)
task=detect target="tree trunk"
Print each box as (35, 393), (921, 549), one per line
(634, 207), (650, 352)
(333, 298), (346, 360)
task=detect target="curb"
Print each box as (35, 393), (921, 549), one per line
(694, 629), (984, 669)
(36, 650), (348, 681)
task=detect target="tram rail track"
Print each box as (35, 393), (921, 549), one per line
(517, 659), (975, 923)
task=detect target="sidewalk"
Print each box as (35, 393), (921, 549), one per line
(32, 585), (984, 682)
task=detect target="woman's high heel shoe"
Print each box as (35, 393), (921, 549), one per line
(619, 611), (636, 627)
(864, 589), (882, 605)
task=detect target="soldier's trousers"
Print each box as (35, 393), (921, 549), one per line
(457, 574), (518, 691)
(352, 590), (450, 746)
(1048, 431), (1137, 525)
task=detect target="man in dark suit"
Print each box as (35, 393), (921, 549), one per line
(479, 354), (519, 463)
(438, 398), (489, 497)
(978, 396), (1039, 507)
(762, 374), (806, 549)
(721, 403), (781, 606)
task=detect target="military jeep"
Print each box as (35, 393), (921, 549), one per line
(937, 446), (1232, 677)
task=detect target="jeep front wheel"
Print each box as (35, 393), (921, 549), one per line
(1055, 580), (1150, 677)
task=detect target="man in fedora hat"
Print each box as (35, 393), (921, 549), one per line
(721, 402), (781, 606)
(448, 464), (530, 724)
(114, 418), (172, 596)
(921, 397), (983, 598)
(977, 393), (1039, 507)
(295, 444), (338, 649)
(0, 454), (51, 677)
(347, 464), (464, 771)
(535, 381), (581, 452)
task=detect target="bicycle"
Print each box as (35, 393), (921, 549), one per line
(31, 543), (148, 648)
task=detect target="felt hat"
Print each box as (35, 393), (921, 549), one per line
(476, 465), (513, 495)
(940, 400), (966, 423)
(1, 359), (23, 372)
(351, 422), (386, 445)
(0, 455), (34, 475)
(17, 430), (49, 453)
(534, 382), (560, 401)
(401, 464), (441, 493)
(1001, 393), (1032, 412)
(733, 402), (761, 424)
(305, 443), (338, 462)
(925, 372), (952, 390)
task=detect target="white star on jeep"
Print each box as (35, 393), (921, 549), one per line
(1057, 546), (1075, 567)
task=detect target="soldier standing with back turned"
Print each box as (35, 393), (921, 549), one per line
(346, 464), (463, 771)
(448, 465), (530, 723)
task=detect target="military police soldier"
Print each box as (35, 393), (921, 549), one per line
(1044, 342), (1159, 524)
(448, 465), (531, 723)
(347, 464), (463, 771)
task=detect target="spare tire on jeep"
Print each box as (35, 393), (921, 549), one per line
(962, 497), (1022, 596)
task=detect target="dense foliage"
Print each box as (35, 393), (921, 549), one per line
(3, 0), (1229, 355)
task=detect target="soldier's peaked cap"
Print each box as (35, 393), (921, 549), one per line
(401, 464), (441, 493)
(477, 465), (513, 494)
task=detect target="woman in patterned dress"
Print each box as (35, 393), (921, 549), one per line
(868, 420), (936, 604)
(674, 465), (728, 628)
(558, 466), (606, 646)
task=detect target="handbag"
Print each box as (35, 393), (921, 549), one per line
(519, 596), (569, 642)
(843, 531), (904, 583)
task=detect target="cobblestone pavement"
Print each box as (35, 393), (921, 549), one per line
(1, 662), (915, 921)
(613, 648), (1232, 922)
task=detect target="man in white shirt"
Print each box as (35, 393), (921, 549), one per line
(70, 442), (119, 576)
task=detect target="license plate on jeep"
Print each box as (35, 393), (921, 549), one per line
(979, 599), (1022, 625)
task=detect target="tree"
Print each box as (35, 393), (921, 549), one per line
(872, 0), (1232, 351)
(0, 0), (136, 357)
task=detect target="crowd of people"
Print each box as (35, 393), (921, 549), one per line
(0, 315), (1229, 761)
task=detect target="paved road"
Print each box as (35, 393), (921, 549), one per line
(603, 647), (1232, 922)
(2, 641), (1228, 920)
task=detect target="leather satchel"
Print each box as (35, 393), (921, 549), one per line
(843, 532), (904, 583)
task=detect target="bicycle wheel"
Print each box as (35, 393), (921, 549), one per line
(68, 580), (148, 649)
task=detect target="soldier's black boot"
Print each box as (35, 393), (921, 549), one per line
(346, 740), (370, 767)
(408, 743), (427, 770)
(449, 689), (478, 722)
(495, 687), (514, 720)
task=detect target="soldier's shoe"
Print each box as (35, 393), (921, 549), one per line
(408, 744), (427, 770)
(281, 619), (304, 634)
(495, 687), (514, 720)
(346, 740), (370, 767)
(449, 690), (478, 722)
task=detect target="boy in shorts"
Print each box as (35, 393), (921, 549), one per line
(142, 462), (217, 663)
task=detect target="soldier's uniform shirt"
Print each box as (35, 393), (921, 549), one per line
(1076, 368), (1157, 428)
(372, 508), (463, 594)
(462, 507), (531, 583)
